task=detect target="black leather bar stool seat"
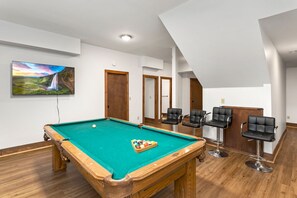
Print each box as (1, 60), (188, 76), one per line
(205, 120), (229, 129)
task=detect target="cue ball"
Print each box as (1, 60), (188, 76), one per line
(92, 124), (96, 128)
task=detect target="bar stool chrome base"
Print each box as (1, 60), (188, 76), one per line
(245, 140), (273, 173)
(208, 128), (228, 158)
(245, 160), (273, 173)
(208, 149), (228, 158)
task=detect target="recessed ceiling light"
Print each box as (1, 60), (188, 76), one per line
(120, 34), (133, 41)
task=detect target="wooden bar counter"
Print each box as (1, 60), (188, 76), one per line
(223, 106), (263, 154)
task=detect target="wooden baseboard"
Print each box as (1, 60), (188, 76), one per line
(287, 122), (297, 128)
(0, 141), (52, 158)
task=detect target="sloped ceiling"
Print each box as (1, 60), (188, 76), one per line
(160, 0), (297, 88)
(259, 9), (297, 68)
(0, 0), (189, 63)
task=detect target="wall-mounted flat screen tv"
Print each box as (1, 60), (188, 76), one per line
(12, 61), (75, 95)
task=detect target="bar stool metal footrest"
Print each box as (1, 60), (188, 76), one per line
(208, 128), (228, 158)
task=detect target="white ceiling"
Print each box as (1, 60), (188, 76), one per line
(0, 0), (189, 62)
(260, 9), (297, 67)
(160, 0), (297, 88)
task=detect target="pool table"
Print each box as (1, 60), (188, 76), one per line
(44, 118), (205, 198)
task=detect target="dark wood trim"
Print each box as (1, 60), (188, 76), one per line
(0, 141), (52, 157)
(287, 122), (297, 128)
(160, 76), (172, 118)
(222, 106), (264, 111)
(144, 117), (156, 123)
(105, 70), (129, 120)
(143, 75), (159, 122)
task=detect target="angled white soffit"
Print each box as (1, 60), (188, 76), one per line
(160, 0), (297, 88)
(259, 9), (297, 68)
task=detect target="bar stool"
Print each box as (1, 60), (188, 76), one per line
(161, 108), (182, 125)
(182, 109), (209, 136)
(205, 107), (232, 158)
(241, 115), (277, 173)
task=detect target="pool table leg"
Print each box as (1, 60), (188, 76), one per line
(174, 158), (196, 198)
(52, 144), (67, 171)
(197, 145), (206, 162)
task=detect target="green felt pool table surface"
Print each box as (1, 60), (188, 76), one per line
(50, 118), (199, 180)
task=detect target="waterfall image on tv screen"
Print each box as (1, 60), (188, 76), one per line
(12, 61), (75, 95)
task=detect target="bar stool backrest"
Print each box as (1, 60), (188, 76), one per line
(190, 110), (206, 124)
(212, 107), (232, 124)
(248, 116), (275, 134)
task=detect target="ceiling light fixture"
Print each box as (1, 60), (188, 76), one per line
(120, 34), (133, 41)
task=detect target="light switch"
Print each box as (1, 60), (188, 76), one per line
(221, 98), (225, 104)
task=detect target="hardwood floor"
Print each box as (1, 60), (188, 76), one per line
(0, 125), (296, 198)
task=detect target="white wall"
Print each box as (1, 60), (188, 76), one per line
(142, 62), (172, 77)
(143, 62), (172, 119)
(286, 67), (297, 123)
(260, 27), (286, 153)
(0, 42), (143, 149)
(140, 56), (164, 70)
(0, 20), (80, 55)
(202, 84), (273, 153)
(144, 78), (155, 119)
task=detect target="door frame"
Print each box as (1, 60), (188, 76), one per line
(143, 75), (159, 122)
(105, 70), (129, 120)
(160, 76), (172, 117)
(190, 78), (203, 110)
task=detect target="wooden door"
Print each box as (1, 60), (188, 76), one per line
(105, 70), (129, 120)
(190, 78), (202, 110)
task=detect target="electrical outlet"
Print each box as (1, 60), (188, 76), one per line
(137, 116), (139, 120)
(287, 116), (290, 119)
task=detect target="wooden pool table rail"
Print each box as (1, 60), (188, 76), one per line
(44, 120), (206, 198)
